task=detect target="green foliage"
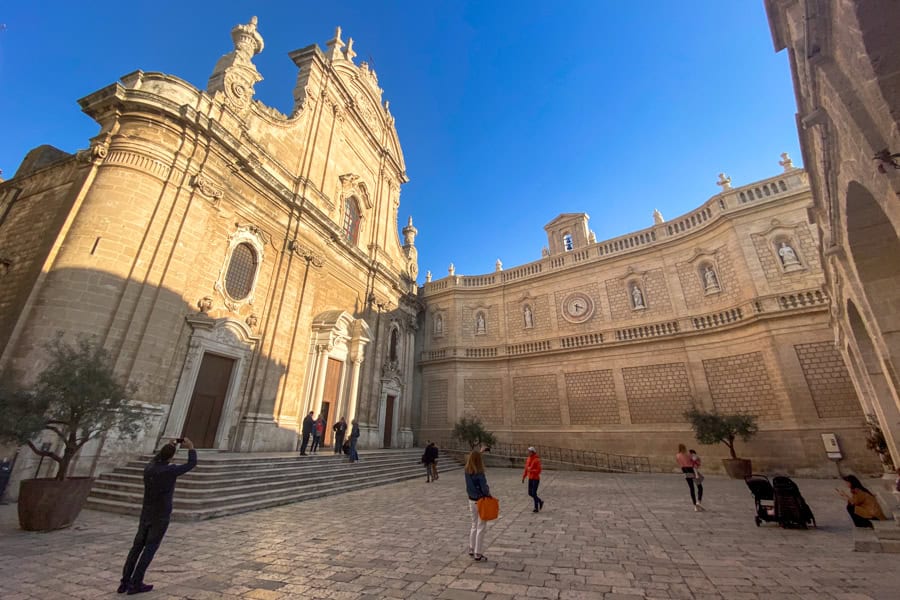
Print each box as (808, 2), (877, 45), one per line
(684, 409), (758, 459)
(451, 416), (497, 450)
(865, 414), (895, 470)
(0, 334), (144, 480)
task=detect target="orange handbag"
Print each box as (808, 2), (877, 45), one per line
(477, 496), (500, 521)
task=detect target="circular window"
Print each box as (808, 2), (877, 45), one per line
(224, 242), (258, 300)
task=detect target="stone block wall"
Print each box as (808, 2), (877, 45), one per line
(463, 378), (503, 425)
(506, 294), (552, 341)
(565, 369), (619, 425)
(426, 379), (448, 427)
(795, 341), (863, 419)
(703, 351), (781, 419)
(676, 246), (742, 310)
(606, 268), (673, 321)
(513, 374), (561, 425)
(622, 362), (694, 424)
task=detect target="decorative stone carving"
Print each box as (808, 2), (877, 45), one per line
(207, 17), (264, 114)
(495, 258), (503, 272)
(541, 246), (550, 258)
(425, 270), (432, 283)
(778, 241), (802, 271)
(191, 173), (225, 203)
(716, 172), (732, 191)
(703, 266), (720, 293)
(524, 305), (534, 328)
(198, 296), (214, 314)
(653, 209), (664, 224)
(779, 152), (795, 171)
(245, 314), (259, 329)
(475, 312), (486, 335)
(561, 292), (594, 324)
(288, 240), (325, 267)
(433, 313), (443, 336)
(631, 284), (646, 309)
(215, 225), (266, 308)
(448, 263), (455, 277)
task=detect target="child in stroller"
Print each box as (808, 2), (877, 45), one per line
(745, 474), (815, 528)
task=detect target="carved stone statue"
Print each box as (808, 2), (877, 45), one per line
(704, 266), (719, 290)
(778, 241), (800, 266)
(716, 172), (732, 191)
(653, 209), (664, 225)
(779, 152), (795, 172)
(541, 246), (550, 258)
(476, 312), (486, 334)
(434, 314), (443, 335)
(631, 285), (645, 309)
(448, 263), (455, 276)
(425, 270), (432, 283)
(524, 305), (534, 328)
(495, 258), (503, 272)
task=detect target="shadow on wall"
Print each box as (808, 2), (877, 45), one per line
(1, 267), (296, 500)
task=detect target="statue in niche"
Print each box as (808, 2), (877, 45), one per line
(704, 266), (719, 290)
(778, 241), (800, 266)
(631, 284), (645, 309)
(434, 314), (443, 335)
(476, 312), (486, 334)
(524, 305), (534, 328)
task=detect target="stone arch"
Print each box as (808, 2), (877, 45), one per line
(845, 181), (900, 370)
(846, 299), (900, 465)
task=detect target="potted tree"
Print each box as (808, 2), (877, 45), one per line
(452, 416), (497, 450)
(0, 335), (143, 531)
(864, 414), (895, 472)
(684, 409), (759, 479)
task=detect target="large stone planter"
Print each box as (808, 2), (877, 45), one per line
(722, 458), (752, 479)
(18, 477), (94, 531)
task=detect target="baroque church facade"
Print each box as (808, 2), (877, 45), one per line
(0, 15), (885, 480)
(0, 19), (420, 478)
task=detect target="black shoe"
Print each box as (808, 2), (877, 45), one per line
(539, 499), (544, 511)
(300, 452), (307, 456)
(117, 582), (127, 594)
(533, 508), (539, 513)
(127, 583), (153, 595)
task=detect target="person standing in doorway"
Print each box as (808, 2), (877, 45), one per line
(118, 438), (197, 595)
(299, 411), (314, 455)
(523, 446), (544, 512)
(311, 414), (324, 454)
(676, 444), (704, 511)
(333, 417), (348, 454)
(348, 419), (360, 463)
(464, 448), (491, 561)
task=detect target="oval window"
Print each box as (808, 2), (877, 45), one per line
(224, 242), (258, 300)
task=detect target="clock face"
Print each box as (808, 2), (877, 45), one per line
(562, 292), (594, 323)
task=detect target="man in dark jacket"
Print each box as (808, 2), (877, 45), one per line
(332, 417), (348, 454)
(348, 419), (360, 463)
(422, 441), (439, 482)
(119, 437), (197, 595)
(299, 411), (315, 455)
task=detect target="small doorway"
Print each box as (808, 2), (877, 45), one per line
(383, 395), (395, 448)
(182, 353), (235, 448)
(322, 358), (342, 446)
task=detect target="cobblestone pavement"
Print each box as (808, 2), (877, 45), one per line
(0, 468), (897, 599)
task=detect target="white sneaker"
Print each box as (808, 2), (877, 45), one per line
(695, 503), (704, 512)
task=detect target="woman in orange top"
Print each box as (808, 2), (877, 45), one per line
(523, 447), (544, 512)
(837, 475), (886, 528)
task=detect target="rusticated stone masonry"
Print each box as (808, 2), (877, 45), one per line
(703, 351), (781, 420)
(513, 374), (561, 425)
(622, 362), (694, 424)
(565, 369), (620, 425)
(464, 378), (504, 425)
(795, 341), (862, 418)
(427, 379), (448, 427)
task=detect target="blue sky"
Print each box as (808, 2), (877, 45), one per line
(0, 1), (800, 279)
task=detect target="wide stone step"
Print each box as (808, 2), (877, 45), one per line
(85, 463), (460, 520)
(118, 451), (423, 475)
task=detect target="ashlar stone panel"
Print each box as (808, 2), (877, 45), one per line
(464, 378), (504, 425)
(703, 351), (781, 420)
(461, 305), (498, 340)
(513, 374), (562, 425)
(795, 342), (862, 418)
(427, 379), (449, 426)
(606, 268), (673, 321)
(565, 369), (620, 425)
(506, 294), (552, 341)
(676, 247), (741, 310)
(752, 223), (822, 284)
(622, 363), (694, 424)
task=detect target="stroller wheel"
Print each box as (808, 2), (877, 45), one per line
(754, 517), (761, 527)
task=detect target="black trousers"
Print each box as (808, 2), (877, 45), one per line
(333, 433), (345, 453)
(299, 433), (311, 454)
(847, 504), (875, 528)
(311, 435), (321, 452)
(122, 518), (170, 586)
(682, 467), (703, 504)
(527, 478), (542, 509)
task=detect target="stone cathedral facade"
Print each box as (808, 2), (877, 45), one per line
(417, 166), (877, 475)
(0, 20), (420, 478)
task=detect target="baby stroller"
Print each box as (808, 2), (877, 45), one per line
(745, 474), (816, 528)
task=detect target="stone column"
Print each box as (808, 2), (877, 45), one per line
(311, 345), (330, 416)
(345, 358), (364, 421)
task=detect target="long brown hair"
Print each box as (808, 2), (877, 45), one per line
(465, 450), (485, 474)
(677, 443), (687, 454)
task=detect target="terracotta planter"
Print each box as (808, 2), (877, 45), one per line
(18, 477), (94, 531)
(722, 458), (752, 479)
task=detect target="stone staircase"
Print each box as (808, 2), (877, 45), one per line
(854, 482), (900, 553)
(86, 448), (458, 521)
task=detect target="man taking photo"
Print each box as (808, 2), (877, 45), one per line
(119, 437), (197, 595)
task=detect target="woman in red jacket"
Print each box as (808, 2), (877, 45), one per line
(523, 447), (544, 512)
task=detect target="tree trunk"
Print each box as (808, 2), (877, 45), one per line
(57, 447), (75, 480)
(725, 437), (737, 459)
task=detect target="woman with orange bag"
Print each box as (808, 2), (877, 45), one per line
(464, 449), (491, 562)
(523, 447), (544, 513)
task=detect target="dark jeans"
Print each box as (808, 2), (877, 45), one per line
(333, 433), (345, 454)
(349, 438), (359, 462)
(527, 478), (542, 509)
(847, 504), (875, 528)
(311, 435), (322, 453)
(122, 518), (170, 586)
(682, 467), (703, 504)
(299, 433), (311, 454)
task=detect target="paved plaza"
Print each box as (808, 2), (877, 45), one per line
(0, 467), (897, 600)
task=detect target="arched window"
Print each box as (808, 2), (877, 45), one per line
(343, 197), (361, 244)
(563, 233), (574, 251)
(389, 328), (399, 362)
(224, 242), (258, 300)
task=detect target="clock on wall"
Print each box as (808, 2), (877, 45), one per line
(561, 292), (594, 323)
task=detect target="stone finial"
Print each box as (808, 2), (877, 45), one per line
(716, 173), (732, 190)
(425, 270), (432, 283)
(779, 152), (795, 172)
(344, 37), (357, 62)
(495, 259), (503, 272)
(207, 17), (265, 108)
(448, 263), (455, 276)
(653, 209), (664, 225)
(588, 230), (597, 243)
(402, 216), (417, 247)
(325, 26), (345, 62)
(541, 246), (550, 258)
